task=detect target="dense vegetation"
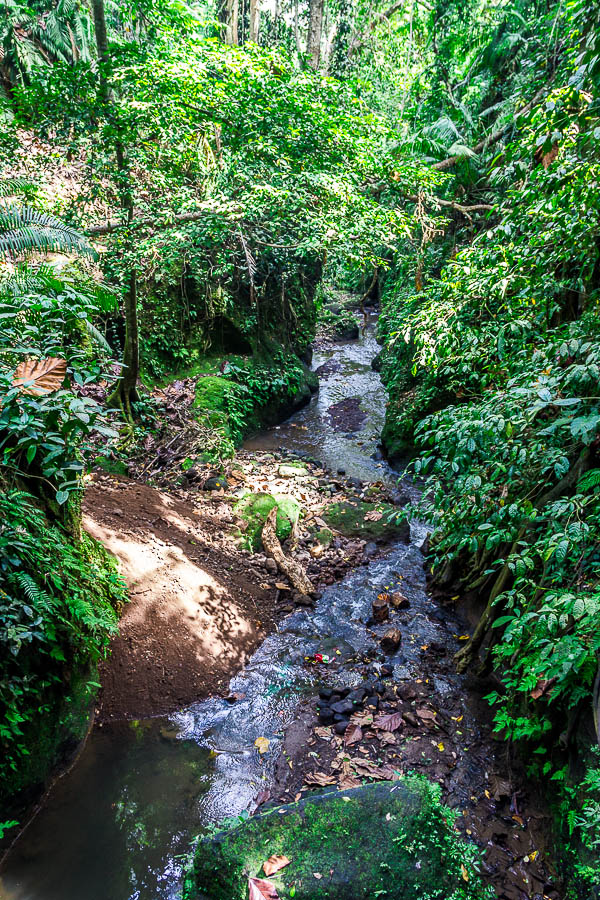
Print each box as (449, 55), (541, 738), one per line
(0, 0), (599, 892)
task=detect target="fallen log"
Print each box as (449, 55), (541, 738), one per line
(262, 507), (314, 596)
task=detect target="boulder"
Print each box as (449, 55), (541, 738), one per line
(185, 779), (491, 900)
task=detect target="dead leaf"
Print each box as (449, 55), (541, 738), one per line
(350, 711), (373, 727)
(350, 758), (393, 780)
(275, 583), (291, 591)
(314, 726), (333, 740)
(343, 723), (363, 746)
(313, 873), (323, 880)
(374, 712), (403, 732)
(304, 772), (336, 787)
(13, 357), (67, 396)
(416, 708), (437, 724)
(254, 737), (270, 754)
(263, 856), (291, 877)
(364, 510), (383, 521)
(378, 731), (397, 745)
(338, 775), (361, 789)
(249, 877), (279, 899)
(461, 864), (469, 882)
(530, 677), (556, 700)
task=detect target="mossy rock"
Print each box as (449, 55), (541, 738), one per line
(278, 461), (310, 478)
(322, 500), (409, 543)
(185, 779), (492, 900)
(233, 492), (301, 551)
(316, 526), (334, 548)
(94, 455), (128, 476)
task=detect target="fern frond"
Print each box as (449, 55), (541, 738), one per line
(0, 204), (96, 259)
(0, 177), (36, 198)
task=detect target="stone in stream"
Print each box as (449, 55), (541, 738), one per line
(185, 779), (491, 900)
(372, 595), (389, 623)
(203, 475), (229, 491)
(380, 628), (402, 654)
(390, 591), (411, 610)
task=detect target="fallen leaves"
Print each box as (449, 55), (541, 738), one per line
(254, 737), (270, 754)
(12, 357), (67, 396)
(364, 509), (383, 521)
(263, 856), (291, 877)
(249, 877), (279, 899)
(304, 772), (336, 787)
(373, 712), (403, 732)
(343, 723), (363, 746)
(416, 707), (437, 724)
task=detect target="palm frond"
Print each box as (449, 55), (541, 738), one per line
(0, 204), (96, 259)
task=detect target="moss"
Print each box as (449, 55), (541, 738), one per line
(233, 492), (301, 551)
(278, 461), (310, 478)
(185, 778), (493, 900)
(322, 500), (409, 543)
(316, 527), (334, 547)
(94, 455), (129, 476)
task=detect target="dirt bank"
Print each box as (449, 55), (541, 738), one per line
(84, 455), (402, 720)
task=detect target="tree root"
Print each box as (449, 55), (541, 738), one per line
(262, 507), (314, 595)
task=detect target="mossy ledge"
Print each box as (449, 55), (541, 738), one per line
(184, 778), (493, 900)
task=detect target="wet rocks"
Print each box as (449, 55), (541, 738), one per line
(380, 628), (402, 654)
(372, 595), (389, 623)
(390, 592), (410, 610)
(203, 475), (229, 491)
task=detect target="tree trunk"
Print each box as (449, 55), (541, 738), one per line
(224, 0), (239, 45)
(249, 0), (260, 42)
(91, 0), (139, 418)
(307, 0), (324, 68)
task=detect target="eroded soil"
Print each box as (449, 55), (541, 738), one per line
(86, 453), (402, 720)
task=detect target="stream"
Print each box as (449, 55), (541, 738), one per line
(0, 316), (553, 900)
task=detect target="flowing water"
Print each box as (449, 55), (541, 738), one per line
(0, 314), (448, 900)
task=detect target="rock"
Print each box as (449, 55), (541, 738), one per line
(318, 708), (334, 725)
(372, 596), (389, 623)
(315, 527), (334, 548)
(380, 628), (402, 654)
(364, 542), (378, 558)
(380, 664), (393, 677)
(265, 558), (278, 574)
(337, 467), (346, 475)
(203, 475), (229, 491)
(278, 462), (309, 478)
(365, 695), (380, 710)
(187, 780), (490, 900)
(319, 687), (334, 701)
(233, 492), (300, 551)
(390, 592), (410, 610)
(348, 688), (367, 705)
(331, 699), (354, 716)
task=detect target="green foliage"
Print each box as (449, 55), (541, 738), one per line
(0, 488), (125, 792)
(0, 266), (118, 504)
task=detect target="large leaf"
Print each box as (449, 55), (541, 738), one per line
(248, 877), (279, 899)
(12, 357), (67, 395)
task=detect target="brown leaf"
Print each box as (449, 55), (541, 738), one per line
(416, 707), (437, 724)
(374, 712), (403, 732)
(343, 723), (363, 746)
(263, 855), (291, 876)
(364, 510), (383, 521)
(350, 711), (373, 727)
(13, 357), (67, 396)
(350, 758), (394, 780)
(248, 877), (279, 900)
(530, 677), (556, 700)
(338, 775), (361, 790)
(314, 726), (333, 740)
(304, 772), (336, 787)
(378, 731), (397, 746)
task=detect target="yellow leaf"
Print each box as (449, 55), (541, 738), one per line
(255, 737), (270, 754)
(437, 742), (445, 752)
(461, 864), (469, 882)
(458, 635), (470, 641)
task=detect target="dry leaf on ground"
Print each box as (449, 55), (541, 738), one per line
(249, 877), (279, 899)
(263, 856), (291, 877)
(374, 712), (403, 732)
(254, 736), (270, 754)
(304, 772), (336, 787)
(343, 723), (363, 746)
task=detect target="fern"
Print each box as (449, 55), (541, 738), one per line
(0, 204), (95, 259)
(578, 469), (600, 493)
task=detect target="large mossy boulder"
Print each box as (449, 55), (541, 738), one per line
(233, 492), (301, 551)
(185, 779), (492, 900)
(322, 500), (409, 543)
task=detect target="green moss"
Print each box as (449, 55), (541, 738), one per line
(316, 527), (334, 547)
(278, 461), (310, 478)
(233, 492), (301, 551)
(94, 455), (129, 476)
(322, 500), (409, 542)
(185, 778), (493, 900)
